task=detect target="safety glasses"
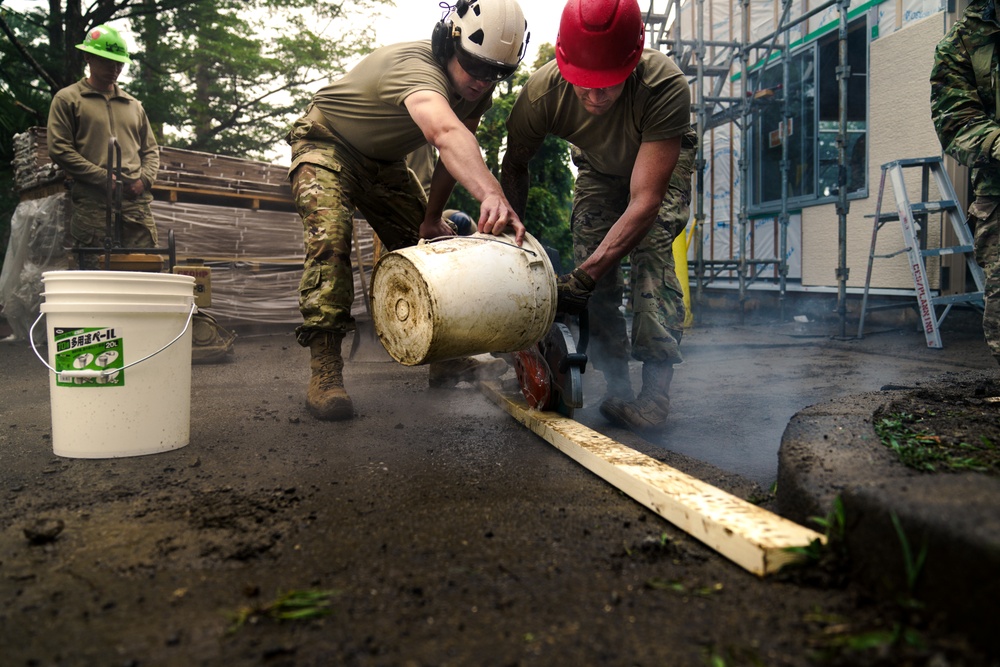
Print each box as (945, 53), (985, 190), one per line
(454, 45), (517, 82)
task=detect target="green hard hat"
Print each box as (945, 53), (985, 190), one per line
(75, 25), (131, 64)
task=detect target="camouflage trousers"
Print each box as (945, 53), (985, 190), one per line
(969, 196), (1000, 366)
(286, 112), (427, 345)
(570, 144), (694, 369)
(69, 186), (157, 269)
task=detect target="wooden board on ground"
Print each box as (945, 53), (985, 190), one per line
(478, 381), (824, 576)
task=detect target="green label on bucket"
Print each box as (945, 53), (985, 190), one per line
(53, 326), (125, 387)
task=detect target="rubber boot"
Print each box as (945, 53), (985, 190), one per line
(307, 333), (354, 420)
(599, 362), (673, 434)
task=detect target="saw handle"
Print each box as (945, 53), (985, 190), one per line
(576, 309), (589, 356)
(558, 352), (587, 374)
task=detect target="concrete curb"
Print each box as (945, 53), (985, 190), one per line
(776, 378), (1000, 648)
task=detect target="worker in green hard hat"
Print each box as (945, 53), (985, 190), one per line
(47, 24), (160, 269)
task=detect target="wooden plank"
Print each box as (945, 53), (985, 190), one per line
(478, 381), (824, 576)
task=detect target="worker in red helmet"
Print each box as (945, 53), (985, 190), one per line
(501, 0), (696, 435)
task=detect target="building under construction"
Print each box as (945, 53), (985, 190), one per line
(648, 0), (980, 339)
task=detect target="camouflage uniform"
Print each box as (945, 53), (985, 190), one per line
(286, 111), (427, 344)
(69, 186), (157, 268)
(570, 137), (695, 369)
(931, 0), (1000, 365)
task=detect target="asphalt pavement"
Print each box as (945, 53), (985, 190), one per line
(2, 304), (998, 661)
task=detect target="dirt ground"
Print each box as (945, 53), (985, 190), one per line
(2, 309), (999, 667)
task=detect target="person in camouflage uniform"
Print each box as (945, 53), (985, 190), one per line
(47, 25), (159, 268)
(287, 0), (528, 421)
(930, 0), (1000, 368)
(501, 0), (694, 435)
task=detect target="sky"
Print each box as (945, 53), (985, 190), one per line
(369, 1), (564, 68)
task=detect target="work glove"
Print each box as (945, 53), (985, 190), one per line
(555, 268), (596, 316)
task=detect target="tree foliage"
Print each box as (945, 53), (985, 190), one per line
(448, 43), (575, 270)
(127, 0), (383, 157)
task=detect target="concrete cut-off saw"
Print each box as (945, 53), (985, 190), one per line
(511, 311), (589, 418)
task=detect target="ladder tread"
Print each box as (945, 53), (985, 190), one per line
(886, 156), (945, 168)
(921, 245), (975, 257)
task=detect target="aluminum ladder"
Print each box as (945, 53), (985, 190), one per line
(857, 157), (985, 348)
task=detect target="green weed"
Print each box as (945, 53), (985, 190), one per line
(226, 588), (339, 634)
(645, 578), (723, 597)
(784, 496), (846, 564)
(890, 512), (927, 609)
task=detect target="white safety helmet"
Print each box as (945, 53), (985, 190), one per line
(432, 0), (529, 81)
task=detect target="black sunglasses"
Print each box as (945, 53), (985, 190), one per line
(454, 46), (517, 82)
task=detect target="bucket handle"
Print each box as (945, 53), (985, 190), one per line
(422, 234), (539, 258)
(29, 303), (197, 379)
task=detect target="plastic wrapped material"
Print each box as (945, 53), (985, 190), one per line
(11, 129), (63, 192)
(152, 201), (377, 325)
(0, 193), (71, 340)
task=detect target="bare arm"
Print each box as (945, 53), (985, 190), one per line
(404, 90), (525, 245)
(417, 151), (459, 239)
(577, 137), (681, 281)
(500, 139), (536, 221)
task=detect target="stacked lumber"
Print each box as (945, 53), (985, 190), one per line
(155, 146), (293, 207)
(14, 126), (293, 209)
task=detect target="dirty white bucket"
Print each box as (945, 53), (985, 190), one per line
(371, 232), (556, 365)
(30, 271), (196, 458)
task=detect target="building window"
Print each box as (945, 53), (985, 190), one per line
(750, 15), (868, 210)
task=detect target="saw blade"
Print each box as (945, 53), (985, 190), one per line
(512, 344), (553, 410)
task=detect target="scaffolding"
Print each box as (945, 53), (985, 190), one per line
(644, 0), (853, 332)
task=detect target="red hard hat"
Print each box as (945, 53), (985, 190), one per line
(556, 0), (645, 88)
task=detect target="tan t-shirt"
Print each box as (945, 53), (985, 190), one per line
(506, 49), (690, 178)
(311, 41), (494, 161)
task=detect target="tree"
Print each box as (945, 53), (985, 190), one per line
(128, 0), (383, 157)
(448, 44), (574, 270)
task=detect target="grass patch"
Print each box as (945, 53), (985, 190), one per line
(873, 411), (996, 474)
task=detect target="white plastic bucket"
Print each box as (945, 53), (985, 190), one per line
(30, 271), (196, 458)
(371, 232), (556, 365)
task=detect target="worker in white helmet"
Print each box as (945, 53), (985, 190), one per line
(286, 0), (529, 420)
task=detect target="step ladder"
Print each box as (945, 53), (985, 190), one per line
(857, 157), (985, 348)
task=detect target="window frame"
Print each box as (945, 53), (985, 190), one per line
(747, 12), (870, 214)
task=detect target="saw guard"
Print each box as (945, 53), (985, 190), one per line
(543, 322), (584, 416)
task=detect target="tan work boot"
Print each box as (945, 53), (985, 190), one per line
(599, 362), (673, 434)
(428, 355), (509, 389)
(307, 333), (354, 420)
